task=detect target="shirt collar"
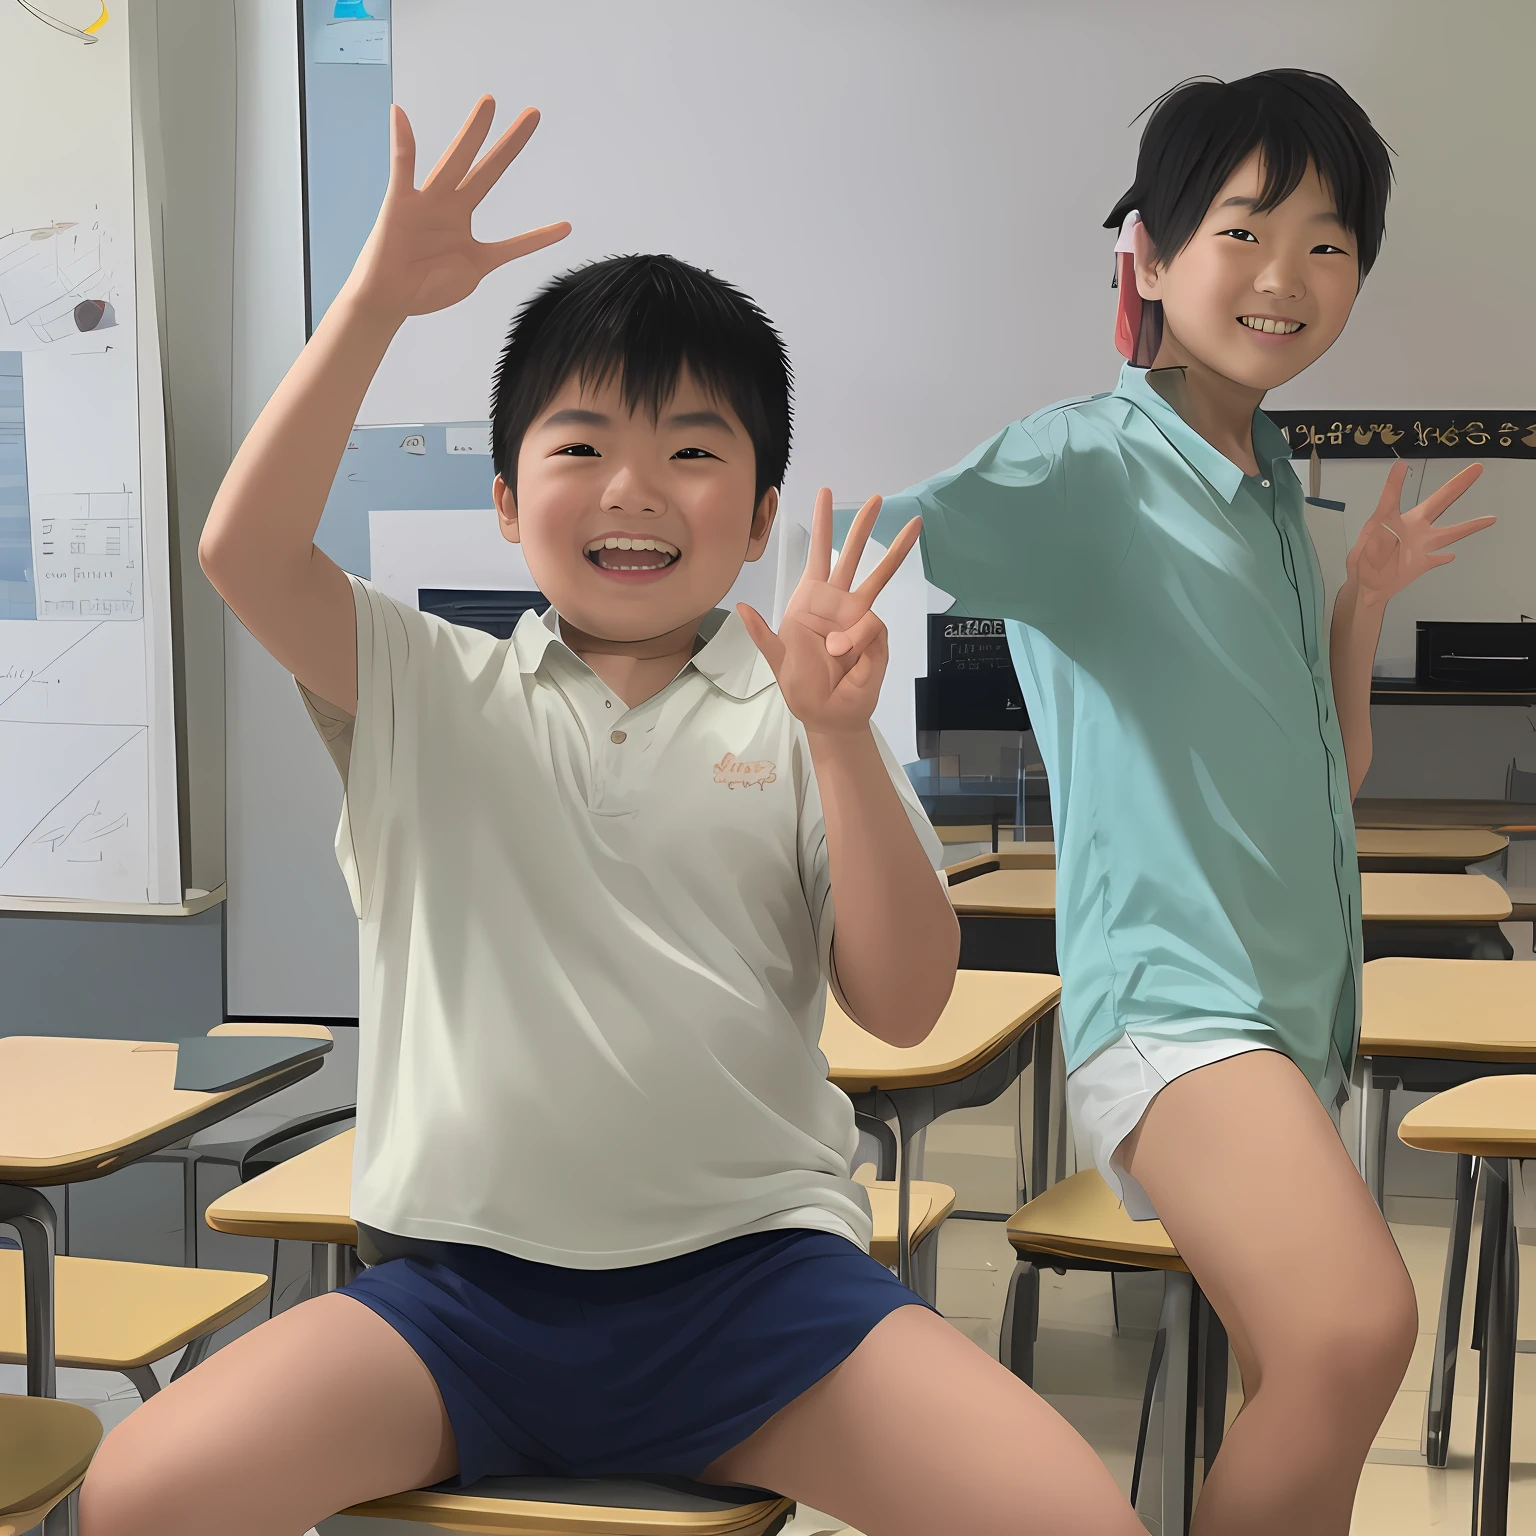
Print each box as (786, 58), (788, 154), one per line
(1113, 363), (1294, 504)
(512, 604), (776, 700)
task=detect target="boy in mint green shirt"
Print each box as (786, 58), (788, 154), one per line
(876, 69), (1489, 1535)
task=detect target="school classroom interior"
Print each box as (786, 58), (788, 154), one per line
(3, 3), (1535, 1534)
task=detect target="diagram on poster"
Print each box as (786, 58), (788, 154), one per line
(0, 219), (117, 345)
(32, 491), (141, 619)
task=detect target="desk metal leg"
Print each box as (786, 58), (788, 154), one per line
(1473, 1160), (1517, 1536)
(1202, 1299), (1229, 1473)
(1425, 1153), (1477, 1466)
(42, 1486), (78, 1536)
(310, 1243), (332, 1301)
(1156, 1272), (1196, 1536)
(1031, 1013), (1056, 1203)
(0, 1184), (58, 1398)
(1372, 1078), (1392, 1212)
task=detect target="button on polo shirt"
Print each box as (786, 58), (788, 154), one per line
(875, 363), (1361, 1095)
(301, 580), (943, 1268)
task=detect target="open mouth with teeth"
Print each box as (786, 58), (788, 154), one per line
(1238, 315), (1305, 336)
(584, 535), (681, 574)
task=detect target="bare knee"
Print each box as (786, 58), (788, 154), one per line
(1253, 1261), (1417, 1414)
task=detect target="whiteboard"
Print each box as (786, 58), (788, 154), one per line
(364, 0), (1536, 752)
(0, 4), (180, 903)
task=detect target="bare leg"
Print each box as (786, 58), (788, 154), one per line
(703, 1304), (1142, 1536)
(79, 1292), (456, 1536)
(1119, 1050), (1417, 1536)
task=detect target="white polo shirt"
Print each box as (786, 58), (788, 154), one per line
(303, 577), (943, 1269)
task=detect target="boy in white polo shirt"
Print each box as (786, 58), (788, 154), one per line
(80, 100), (1143, 1536)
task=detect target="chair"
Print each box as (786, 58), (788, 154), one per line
(999, 1171), (1227, 1536)
(208, 1134), (955, 1536)
(140, 1023), (343, 1269)
(1399, 1076), (1536, 1536)
(0, 1247), (268, 1404)
(0, 1394), (102, 1536)
(345, 1475), (794, 1533)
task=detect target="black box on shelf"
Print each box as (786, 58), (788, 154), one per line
(1415, 621), (1536, 690)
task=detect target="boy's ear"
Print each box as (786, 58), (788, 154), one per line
(743, 486), (779, 563)
(493, 474), (521, 545)
(1131, 220), (1163, 302)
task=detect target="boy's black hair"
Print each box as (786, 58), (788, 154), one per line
(1105, 68), (1394, 276)
(491, 254), (792, 504)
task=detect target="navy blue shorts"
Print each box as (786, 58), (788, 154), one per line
(341, 1225), (926, 1488)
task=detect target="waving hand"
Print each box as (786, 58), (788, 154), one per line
(351, 97), (571, 321)
(738, 491), (922, 736)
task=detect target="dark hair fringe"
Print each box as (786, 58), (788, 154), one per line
(490, 254), (793, 503)
(1105, 68), (1394, 277)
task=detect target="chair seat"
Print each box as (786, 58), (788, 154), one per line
(864, 1178), (956, 1266)
(1006, 1170), (1186, 1273)
(346, 1475), (793, 1534)
(0, 1393), (102, 1534)
(0, 1253), (267, 1370)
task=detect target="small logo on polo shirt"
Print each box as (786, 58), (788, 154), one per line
(713, 751), (777, 791)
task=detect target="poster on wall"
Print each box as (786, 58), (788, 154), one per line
(0, 1), (179, 903)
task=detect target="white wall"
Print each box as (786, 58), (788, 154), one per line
(221, 0), (1536, 1013)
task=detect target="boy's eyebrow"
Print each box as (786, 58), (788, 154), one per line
(541, 408), (610, 428)
(1217, 194), (1348, 228)
(667, 409), (735, 433)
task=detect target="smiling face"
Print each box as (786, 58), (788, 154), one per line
(1136, 149), (1362, 392)
(493, 368), (777, 643)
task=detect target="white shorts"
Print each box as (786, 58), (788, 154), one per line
(1066, 1032), (1349, 1222)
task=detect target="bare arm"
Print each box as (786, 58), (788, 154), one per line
(199, 98), (569, 712)
(1330, 460), (1491, 801)
(739, 492), (958, 1048)
(1329, 579), (1386, 801)
(809, 728), (959, 1045)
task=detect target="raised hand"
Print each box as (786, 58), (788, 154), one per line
(738, 490), (921, 737)
(349, 97), (570, 322)
(1346, 460), (1493, 607)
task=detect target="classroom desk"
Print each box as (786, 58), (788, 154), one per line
(1353, 827), (1508, 873)
(947, 867), (1513, 965)
(1355, 800), (1536, 834)
(0, 1035), (327, 1398)
(824, 969), (1061, 1292)
(1399, 1078), (1536, 1536)
(1358, 958), (1536, 1465)
(210, 972), (1060, 1304)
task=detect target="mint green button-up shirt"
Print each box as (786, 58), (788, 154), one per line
(879, 364), (1361, 1092)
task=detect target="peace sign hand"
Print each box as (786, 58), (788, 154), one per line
(738, 490), (922, 738)
(349, 97), (571, 324)
(1346, 460), (1494, 608)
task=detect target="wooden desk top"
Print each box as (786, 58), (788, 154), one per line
(945, 848), (1056, 878)
(1359, 872), (1511, 924)
(206, 1125), (357, 1244)
(1361, 958), (1536, 1060)
(1398, 1076), (1536, 1159)
(822, 968), (1059, 1093)
(947, 868), (1056, 917)
(948, 869), (1509, 924)
(1356, 800), (1536, 834)
(951, 833), (1500, 871)
(1354, 828), (1507, 865)
(0, 1036), (322, 1186)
